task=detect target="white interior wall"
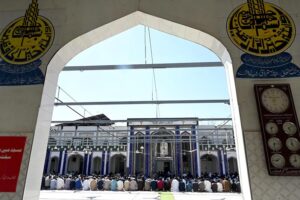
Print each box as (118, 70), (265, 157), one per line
(0, 1), (299, 200)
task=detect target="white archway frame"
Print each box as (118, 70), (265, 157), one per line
(25, 11), (251, 200)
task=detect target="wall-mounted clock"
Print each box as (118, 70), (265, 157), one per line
(254, 84), (300, 176)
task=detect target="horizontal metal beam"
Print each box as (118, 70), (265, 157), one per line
(51, 118), (232, 124)
(50, 128), (233, 133)
(54, 99), (230, 106)
(63, 62), (223, 71)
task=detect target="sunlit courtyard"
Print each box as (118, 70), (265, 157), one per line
(39, 191), (243, 200)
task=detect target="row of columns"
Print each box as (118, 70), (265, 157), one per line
(128, 126), (202, 177)
(43, 150), (111, 176)
(44, 149), (230, 176)
(44, 128), (230, 177)
(218, 148), (228, 175)
(127, 126), (230, 177)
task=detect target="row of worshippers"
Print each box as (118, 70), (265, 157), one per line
(41, 175), (240, 192)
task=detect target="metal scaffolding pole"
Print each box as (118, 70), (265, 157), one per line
(51, 117), (232, 124)
(63, 62), (223, 71)
(54, 99), (230, 106)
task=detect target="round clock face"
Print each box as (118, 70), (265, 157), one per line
(283, 122), (297, 136)
(286, 137), (300, 152)
(289, 154), (300, 168)
(261, 88), (290, 113)
(270, 154), (285, 168)
(265, 122), (279, 135)
(268, 137), (282, 151)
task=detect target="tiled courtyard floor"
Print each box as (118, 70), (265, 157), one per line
(39, 190), (243, 200)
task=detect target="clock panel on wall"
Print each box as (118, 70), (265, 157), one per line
(254, 84), (300, 176)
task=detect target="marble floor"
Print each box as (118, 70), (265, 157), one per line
(39, 190), (244, 200)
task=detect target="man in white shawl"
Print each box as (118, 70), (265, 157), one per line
(171, 178), (179, 192)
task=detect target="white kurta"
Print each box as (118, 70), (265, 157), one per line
(171, 179), (179, 192)
(83, 179), (90, 190)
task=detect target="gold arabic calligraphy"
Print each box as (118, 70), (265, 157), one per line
(227, 0), (295, 56)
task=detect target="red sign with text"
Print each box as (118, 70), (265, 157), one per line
(0, 136), (26, 192)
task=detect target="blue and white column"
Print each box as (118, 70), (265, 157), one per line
(217, 149), (225, 176)
(106, 151), (110, 175)
(43, 148), (50, 175)
(175, 126), (181, 176)
(224, 151), (228, 175)
(195, 126), (201, 176)
(58, 150), (63, 175)
(128, 126), (134, 176)
(83, 153), (88, 175)
(192, 126), (199, 177)
(145, 126), (150, 177)
(88, 152), (93, 175)
(101, 151), (105, 175)
(61, 150), (68, 175)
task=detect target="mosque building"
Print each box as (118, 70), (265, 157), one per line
(44, 114), (237, 177)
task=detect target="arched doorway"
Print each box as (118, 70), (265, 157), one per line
(182, 132), (192, 175)
(110, 154), (126, 175)
(67, 154), (83, 175)
(83, 137), (94, 147)
(200, 154), (219, 174)
(134, 132), (144, 175)
(49, 156), (59, 174)
(228, 157), (238, 174)
(30, 11), (251, 200)
(92, 157), (102, 175)
(152, 129), (174, 176)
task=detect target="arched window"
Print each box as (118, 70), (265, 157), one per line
(200, 136), (212, 145)
(48, 137), (57, 147)
(83, 137), (93, 146)
(119, 137), (127, 145)
(135, 132), (144, 153)
(49, 156), (59, 174)
(72, 137), (82, 147)
(118, 137), (127, 151)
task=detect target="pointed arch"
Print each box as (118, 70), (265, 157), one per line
(67, 154), (84, 175)
(91, 156), (102, 175)
(30, 10), (250, 200)
(200, 154), (219, 174)
(110, 154), (126, 175)
(49, 156), (59, 174)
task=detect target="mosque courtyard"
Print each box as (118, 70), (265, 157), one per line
(39, 190), (243, 200)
